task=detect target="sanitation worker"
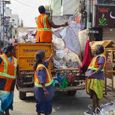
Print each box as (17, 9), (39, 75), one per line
(33, 51), (55, 115)
(0, 45), (17, 115)
(35, 5), (68, 43)
(84, 45), (106, 115)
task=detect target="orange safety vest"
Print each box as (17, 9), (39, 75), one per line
(88, 54), (106, 71)
(0, 54), (17, 92)
(35, 14), (52, 43)
(34, 64), (53, 87)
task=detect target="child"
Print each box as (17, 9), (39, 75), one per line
(84, 45), (106, 115)
(33, 51), (55, 115)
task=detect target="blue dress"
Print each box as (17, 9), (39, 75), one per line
(0, 91), (13, 112)
(34, 62), (55, 114)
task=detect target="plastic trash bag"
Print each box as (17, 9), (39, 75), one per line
(53, 73), (68, 90)
(52, 22), (82, 69)
(53, 21), (81, 55)
(53, 48), (81, 69)
(99, 102), (115, 115)
(52, 34), (65, 50)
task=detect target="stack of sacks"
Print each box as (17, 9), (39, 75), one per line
(52, 22), (82, 69)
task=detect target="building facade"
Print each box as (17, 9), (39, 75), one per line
(0, 0), (20, 46)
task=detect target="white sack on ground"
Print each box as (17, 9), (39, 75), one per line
(99, 101), (115, 115)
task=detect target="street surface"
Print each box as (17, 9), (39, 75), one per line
(9, 77), (115, 115)
(10, 89), (91, 115)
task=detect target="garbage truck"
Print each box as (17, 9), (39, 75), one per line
(16, 27), (86, 100)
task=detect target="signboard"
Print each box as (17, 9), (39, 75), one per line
(95, 5), (115, 28)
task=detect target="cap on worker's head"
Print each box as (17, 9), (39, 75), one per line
(36, 50), (45, 60)
(38, 5), (46, 13)
(96, 45), (104, 55)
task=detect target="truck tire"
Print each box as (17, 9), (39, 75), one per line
(67, 91), (76, 96)
(19, 91), (26, 100)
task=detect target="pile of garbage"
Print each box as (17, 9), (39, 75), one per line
(52, 21), (86, 89)
(52, 21), (82, 69)
(52, 70), (78, 89)
(16, 28), (36, 43)
(99, 101), (115, 115)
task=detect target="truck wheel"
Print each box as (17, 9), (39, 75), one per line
(19, 91), (26, 100)
(67, 91), (76, 96)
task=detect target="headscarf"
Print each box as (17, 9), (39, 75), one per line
(3, 45), (14, 54)
(34, 50), (45, 70)
(36, 50), (45, 61)
(96, 45), (104, 55)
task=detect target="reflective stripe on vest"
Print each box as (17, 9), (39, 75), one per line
(2, 55), (8, 73)
(37, 28), (51, 31)
(34, 80), (53, 88)
(0, 54), (17, 78)
(88, 54), (106, 71)
(37, 15), (51, 32)
(13, 57), (17, 77)
(0, 54), (17, 91)
(34, 64), (53, 88)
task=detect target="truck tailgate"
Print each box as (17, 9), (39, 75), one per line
(16, 43), (53, 72)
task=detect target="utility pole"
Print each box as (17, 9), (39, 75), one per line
(86, 0), (92, 28)
(0, 0), (2, 41)
(2, 0), (5, 45)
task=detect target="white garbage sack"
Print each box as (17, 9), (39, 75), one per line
(53, 48), (81, 69)
(52, 34), (65, 50)
(17, 30), (36, 43)
(99, 101), (115, 115)
(52, 22), (82, 69)
(53, 21), (81, 55)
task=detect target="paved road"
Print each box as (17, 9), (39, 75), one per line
(10, 89), (91, 115)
